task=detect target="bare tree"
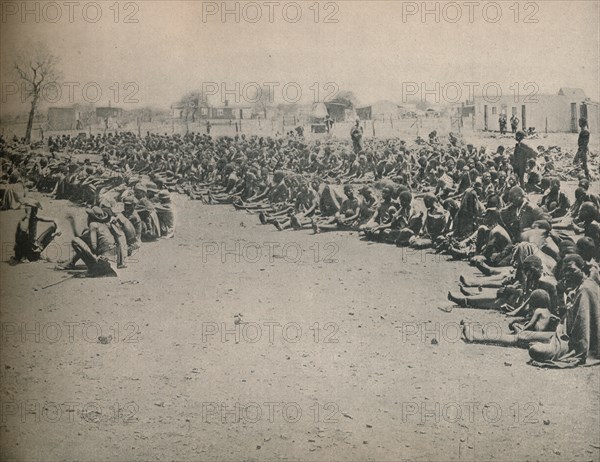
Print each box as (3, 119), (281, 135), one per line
(177, 91), (204, 122)
(251, 85), (274, 120)
(14, 43), (62, 143)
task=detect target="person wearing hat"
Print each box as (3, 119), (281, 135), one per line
(155, 190), (175, 239)
(13, 200), (60, 263)
(145, 181), (159, 201)
(59, 206), (117, 276)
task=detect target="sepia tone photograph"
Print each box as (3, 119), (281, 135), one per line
(0, 1), (599, 461)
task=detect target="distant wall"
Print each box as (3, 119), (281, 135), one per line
(473, 94), (590, 133)
(48, 108), (77, 130)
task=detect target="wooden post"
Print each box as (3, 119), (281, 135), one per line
(372, 120), (375, 137)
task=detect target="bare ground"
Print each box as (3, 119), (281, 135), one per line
(1, 191), (599, 462)
(1, 129), (599, 461)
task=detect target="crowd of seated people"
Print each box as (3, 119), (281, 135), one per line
(1, 124), (597, 366)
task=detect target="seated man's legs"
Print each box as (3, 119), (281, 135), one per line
(463, 322), (554, 347)
(36, 223), (58, 251)
(70, 237), (98, 268)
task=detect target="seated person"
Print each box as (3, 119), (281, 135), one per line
(508, 289), (560, 333)
(313, 185), (361, 233)
(359, 187), (394, 234)
(58, 206), (117, 277)
(462, 255), (599, 367)
(539, 178), (570, 218)
(377, 191), (423, 245)
(155, 190), (175, 238)
(13, 200), (60, 263)
(134, 184), (161, 242)
(2, 174), (27, 210)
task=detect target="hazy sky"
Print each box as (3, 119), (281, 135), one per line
(1, 0), (598, 114)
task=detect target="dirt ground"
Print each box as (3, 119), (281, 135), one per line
(1, 129), (599, 462)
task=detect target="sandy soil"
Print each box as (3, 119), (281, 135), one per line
(1, 129), (599, 461)
(0, 191), (599, 462)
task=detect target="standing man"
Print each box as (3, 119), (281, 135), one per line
(499, 114), (506, 134)
(510, 114), (520, 134)
(350, 117), (363, 154)
(512, 130), (537, 186)
(324, 115), (334, 134)
(574, 117), (590, 179)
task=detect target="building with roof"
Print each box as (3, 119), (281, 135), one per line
(470, 87), (598, 133)
(356, 100), (400, 120)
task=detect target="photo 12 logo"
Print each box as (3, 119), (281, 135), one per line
(200, 82), (339, 106)
(201, 401), (340, 424)
(201, 321), (339, 344)
(200, 241), (339, 264)
(401, 401), (541, 425)
(401, 2), (540, 24)
(401, 81), (539, 104)
(1, 321), (141, 344)
(400, 321), (503, 344)
(201, 1), (340, 23)
(0, 401), (139, 424)
(1, 2), (140, 24)
(1, 81), (139, 105)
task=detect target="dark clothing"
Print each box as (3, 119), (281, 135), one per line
(512, 142), (537, 186)
(351, 125), (363, 153)
(14, 218), (57, 262)
(123, 210), (142, 241)
(574, 128), (590, 178)
(530, 279), (600, 366)
(501, 200), (538, 242)
(540, 190), (570, 218)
